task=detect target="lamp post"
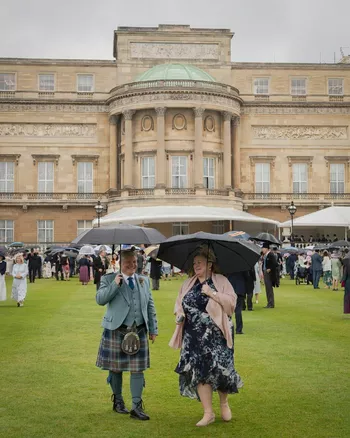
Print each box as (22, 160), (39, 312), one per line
(94, 200), (104, 228)
(287, 201), (297, 246)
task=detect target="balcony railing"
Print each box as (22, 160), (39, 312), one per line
(206, 189), (230, 196)
(0, 192), (105, 201)
(165, 188), (196, 195)
(128, 189), (155, 196)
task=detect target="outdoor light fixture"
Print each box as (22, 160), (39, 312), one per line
(287, 201), (297, 245)
(94, 200), (105, 228)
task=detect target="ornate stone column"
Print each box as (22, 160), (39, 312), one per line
(193, 107), (205, 188)
(232, 117), (241, 190)
(155, 107), (167, 188)
(109, 116), (117, 189)
(122, 109), (135, 189)
(222, 111), (232, 189)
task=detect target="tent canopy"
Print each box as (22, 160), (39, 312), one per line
(280, 206), (350, 228)
(95, 205), (279, 227)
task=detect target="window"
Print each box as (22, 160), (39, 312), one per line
(38, 162), (54, 192)
(77, 74), (94, 92)
(0, 220), (14, 243)
(38, 74), (55, 91)
(171, 156), (187, 188)
(172, 222), (189, 236)
(141, 157), (155, 188)
(328, 78), (344, 95)
(0, 162), (15, 192)
(77, 162), (93, 193)
(293, 163), (308, 193)
(254, 78), (269, 95)
(255, 163), (270, 193)
(203, 157), (215, 189)
(77, 220), (92, 236)
(291, 78), (306, 95)
(0, 73), (15, 91)
(212, 221), (224, 234)
(330, 163), (345, 194)
(37, 220), (54, 243)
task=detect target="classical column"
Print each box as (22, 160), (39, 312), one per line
(155, 107), (167, 189)
(193, 107), (205, 189)
(222, 111), (232, 189)
(109, 116), (117, 189)
(122, 109), (135, 189)
(232, 116), (241, 190)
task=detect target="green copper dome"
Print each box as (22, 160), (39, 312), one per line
(136, 63), (216, 82)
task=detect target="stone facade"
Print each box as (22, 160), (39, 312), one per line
(0, 24), (350, 244)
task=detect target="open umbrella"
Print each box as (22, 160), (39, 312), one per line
(144, 245), (159, 259)
(157, 232), (260, 274)
(222, 231), (251, 240)
(71, 224), (166, 245)
(94, 245), (113, 254)
(79, 245), (96, 255)
(8, 242), (24, 248)
(329, 240), (350, 249)
(252, 232), (281, 246)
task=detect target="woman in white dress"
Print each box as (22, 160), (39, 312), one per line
(0, 253), (7, 301)
(11, 254), (28, 307)
(43, 261), (52, 278)
(253, 261), (262, 304)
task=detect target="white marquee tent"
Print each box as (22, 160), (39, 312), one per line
(94, 205), (279, 228)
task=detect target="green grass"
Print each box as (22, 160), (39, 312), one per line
(0, 276), (349, 438)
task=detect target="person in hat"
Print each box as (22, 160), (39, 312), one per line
(93, 247), (109, 291)
(96, 250), (158, 421)
(0, 252), (7, 301)
(261, 243), (277, 308)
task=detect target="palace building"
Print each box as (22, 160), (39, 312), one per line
(0, 25), (350, 244)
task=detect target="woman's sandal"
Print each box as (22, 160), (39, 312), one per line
(220, 402), (232, 422)
(196, 413), (215, 427)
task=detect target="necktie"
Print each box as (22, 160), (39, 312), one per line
(128, 277), (135, 290)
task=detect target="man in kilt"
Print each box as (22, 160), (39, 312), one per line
(96, 250), (158, 421)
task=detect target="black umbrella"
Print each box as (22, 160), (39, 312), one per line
(252, 232), (281, 246)
(329, 240), (350, 248)
(157, 232), (261, 274)
(71, 224), (166, 245)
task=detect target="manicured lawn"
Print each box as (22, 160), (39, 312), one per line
(0, 276), (349, 438)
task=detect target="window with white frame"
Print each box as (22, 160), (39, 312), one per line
(293, 163), (308, 193)
(328, 78), (344, 95)
(37, 220), (54, 243)
(0, 73), (15, 91)
(77, 74), (94, 92)
(203, 157), (215, 189)
(0, 162), (15, 192)
(255, 163), (270, 193)
(77, 162), (93, 193)
(38, 162), (54, 192)
(330, 163), (345, 194)
(254, 78), (269, 95)
(38, 74), (55, 91)
(171, 156), (187, 188)
(212, 221), (225, 234)
(172, 222), (189, 236)
(77, 220), (92, 236)
(0, 220), (14, 243)
(141, 157), (155, 188)
(291, 78), (307, 95)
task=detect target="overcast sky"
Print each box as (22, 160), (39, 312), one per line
(1, 0), (349, 63)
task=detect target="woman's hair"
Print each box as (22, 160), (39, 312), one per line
(323, 250), (329, 257)
(14, 254), (24, 264)
(188, 245), (220, 276)
(112, 253), (119, 260)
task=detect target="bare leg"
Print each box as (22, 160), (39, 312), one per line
(196, 384), (215, 427)
(218, 391), (232, 421)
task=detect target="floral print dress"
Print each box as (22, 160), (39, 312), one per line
(175, 279), (243, 400)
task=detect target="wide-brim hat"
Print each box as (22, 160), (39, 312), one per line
(262, 242), (271, 249)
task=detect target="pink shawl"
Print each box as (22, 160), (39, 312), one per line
(169, 273), (237, 349)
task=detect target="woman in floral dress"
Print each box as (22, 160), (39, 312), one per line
(170, 246), (243, 427)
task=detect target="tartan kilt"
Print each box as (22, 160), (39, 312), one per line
(96, 327), (150, 372)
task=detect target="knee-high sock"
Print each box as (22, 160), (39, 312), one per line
(107, 371), (123, 401)
(130, 372), (144, 409)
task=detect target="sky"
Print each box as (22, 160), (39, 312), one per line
(1, 0), (350, 63)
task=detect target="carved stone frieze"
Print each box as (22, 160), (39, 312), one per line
(0, 103), (108, 113)
(222, 111), (232, 122)
(155, 107), (167, 117)
(252, 125), (347, 140)
(122, 109), (136, 120)
(193, 107), (205, 118)
(243, 106), (350, 115)
(0, 123), (97, 137)
(130, 42), (219, 60)
(0, 154), (21, 165)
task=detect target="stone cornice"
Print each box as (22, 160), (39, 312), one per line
(231, 62), (350, 70)
(0, 58), (115, 66)
(242, 102), (350, 115)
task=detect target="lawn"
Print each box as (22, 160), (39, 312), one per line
(0, 276), (349, 438)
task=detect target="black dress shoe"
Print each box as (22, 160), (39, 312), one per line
(236, 331), (244, 335)
(130, 400), (150, 421)
(111, 395), (129, 414)
(264, 305), (272, 308)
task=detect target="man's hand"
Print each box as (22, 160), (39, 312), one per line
(149, 334), (157, 344)
(114, 274), (123, 286)
(267, 269), (271, 273)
